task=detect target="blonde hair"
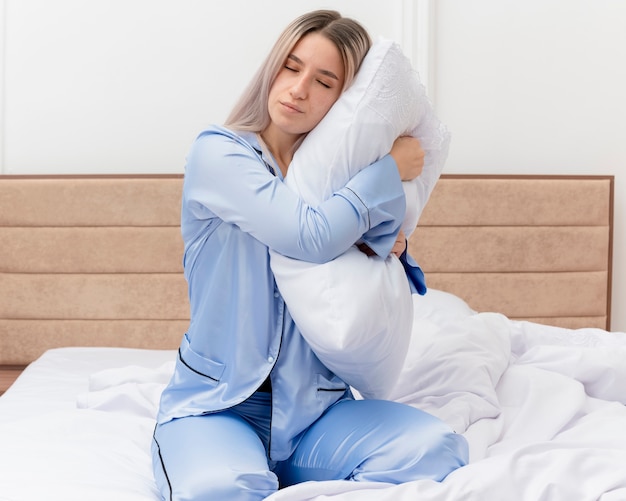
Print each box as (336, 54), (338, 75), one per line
(224, 10), (371, 132)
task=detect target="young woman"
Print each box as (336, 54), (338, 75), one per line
(152, 10), (468, 501)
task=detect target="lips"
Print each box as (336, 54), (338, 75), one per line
(280, 101), (303, 113)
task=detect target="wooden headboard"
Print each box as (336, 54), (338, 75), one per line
(0, 174), (614, 387)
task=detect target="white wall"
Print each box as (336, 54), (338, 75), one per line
(1, 0), (624, 331)
(0, 0), (421, 174)
(434, 0), (626, 331)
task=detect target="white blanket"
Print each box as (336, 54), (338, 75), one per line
(1, 294), (626, 500)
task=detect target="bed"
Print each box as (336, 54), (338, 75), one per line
(0, 173), (622, 501)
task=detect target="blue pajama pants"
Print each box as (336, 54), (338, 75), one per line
(152, 393), (468, 501)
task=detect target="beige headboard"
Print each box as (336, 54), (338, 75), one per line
(0, 175), (187, 371)
(0, 174), (614, 375)
(410, 175), (613, 330)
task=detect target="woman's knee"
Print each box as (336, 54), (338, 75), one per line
(353, 402), (469, 483)
(283, 399), (468, 486)
(151, 415), (279, 501)
(155, 462), (276, 501)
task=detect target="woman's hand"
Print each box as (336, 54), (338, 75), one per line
(357, 230), (407, 258)
(390, 136), (425, 181)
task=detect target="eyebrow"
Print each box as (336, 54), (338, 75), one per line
(287, 54), (340, 81)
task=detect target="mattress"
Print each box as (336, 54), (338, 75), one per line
(1, 290), (626, 501)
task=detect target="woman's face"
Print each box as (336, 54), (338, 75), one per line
(266, 32), (345, 139)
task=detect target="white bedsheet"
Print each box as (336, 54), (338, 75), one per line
(1, 293), (626, 501)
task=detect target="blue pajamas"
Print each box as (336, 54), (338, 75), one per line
(152, 393), (468, 501)
(153, 127), (468, 500)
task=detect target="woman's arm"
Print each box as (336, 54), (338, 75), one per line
(182, 128), (406, 264)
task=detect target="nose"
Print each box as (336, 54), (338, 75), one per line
(290, 74), (309, 100)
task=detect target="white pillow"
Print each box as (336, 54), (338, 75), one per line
(270, 38), (450, 399)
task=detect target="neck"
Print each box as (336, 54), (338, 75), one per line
(259, 127), (301, 177)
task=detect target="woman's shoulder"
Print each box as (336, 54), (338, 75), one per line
(186, 125), (264, 174)
(196, 125), (260, 153)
